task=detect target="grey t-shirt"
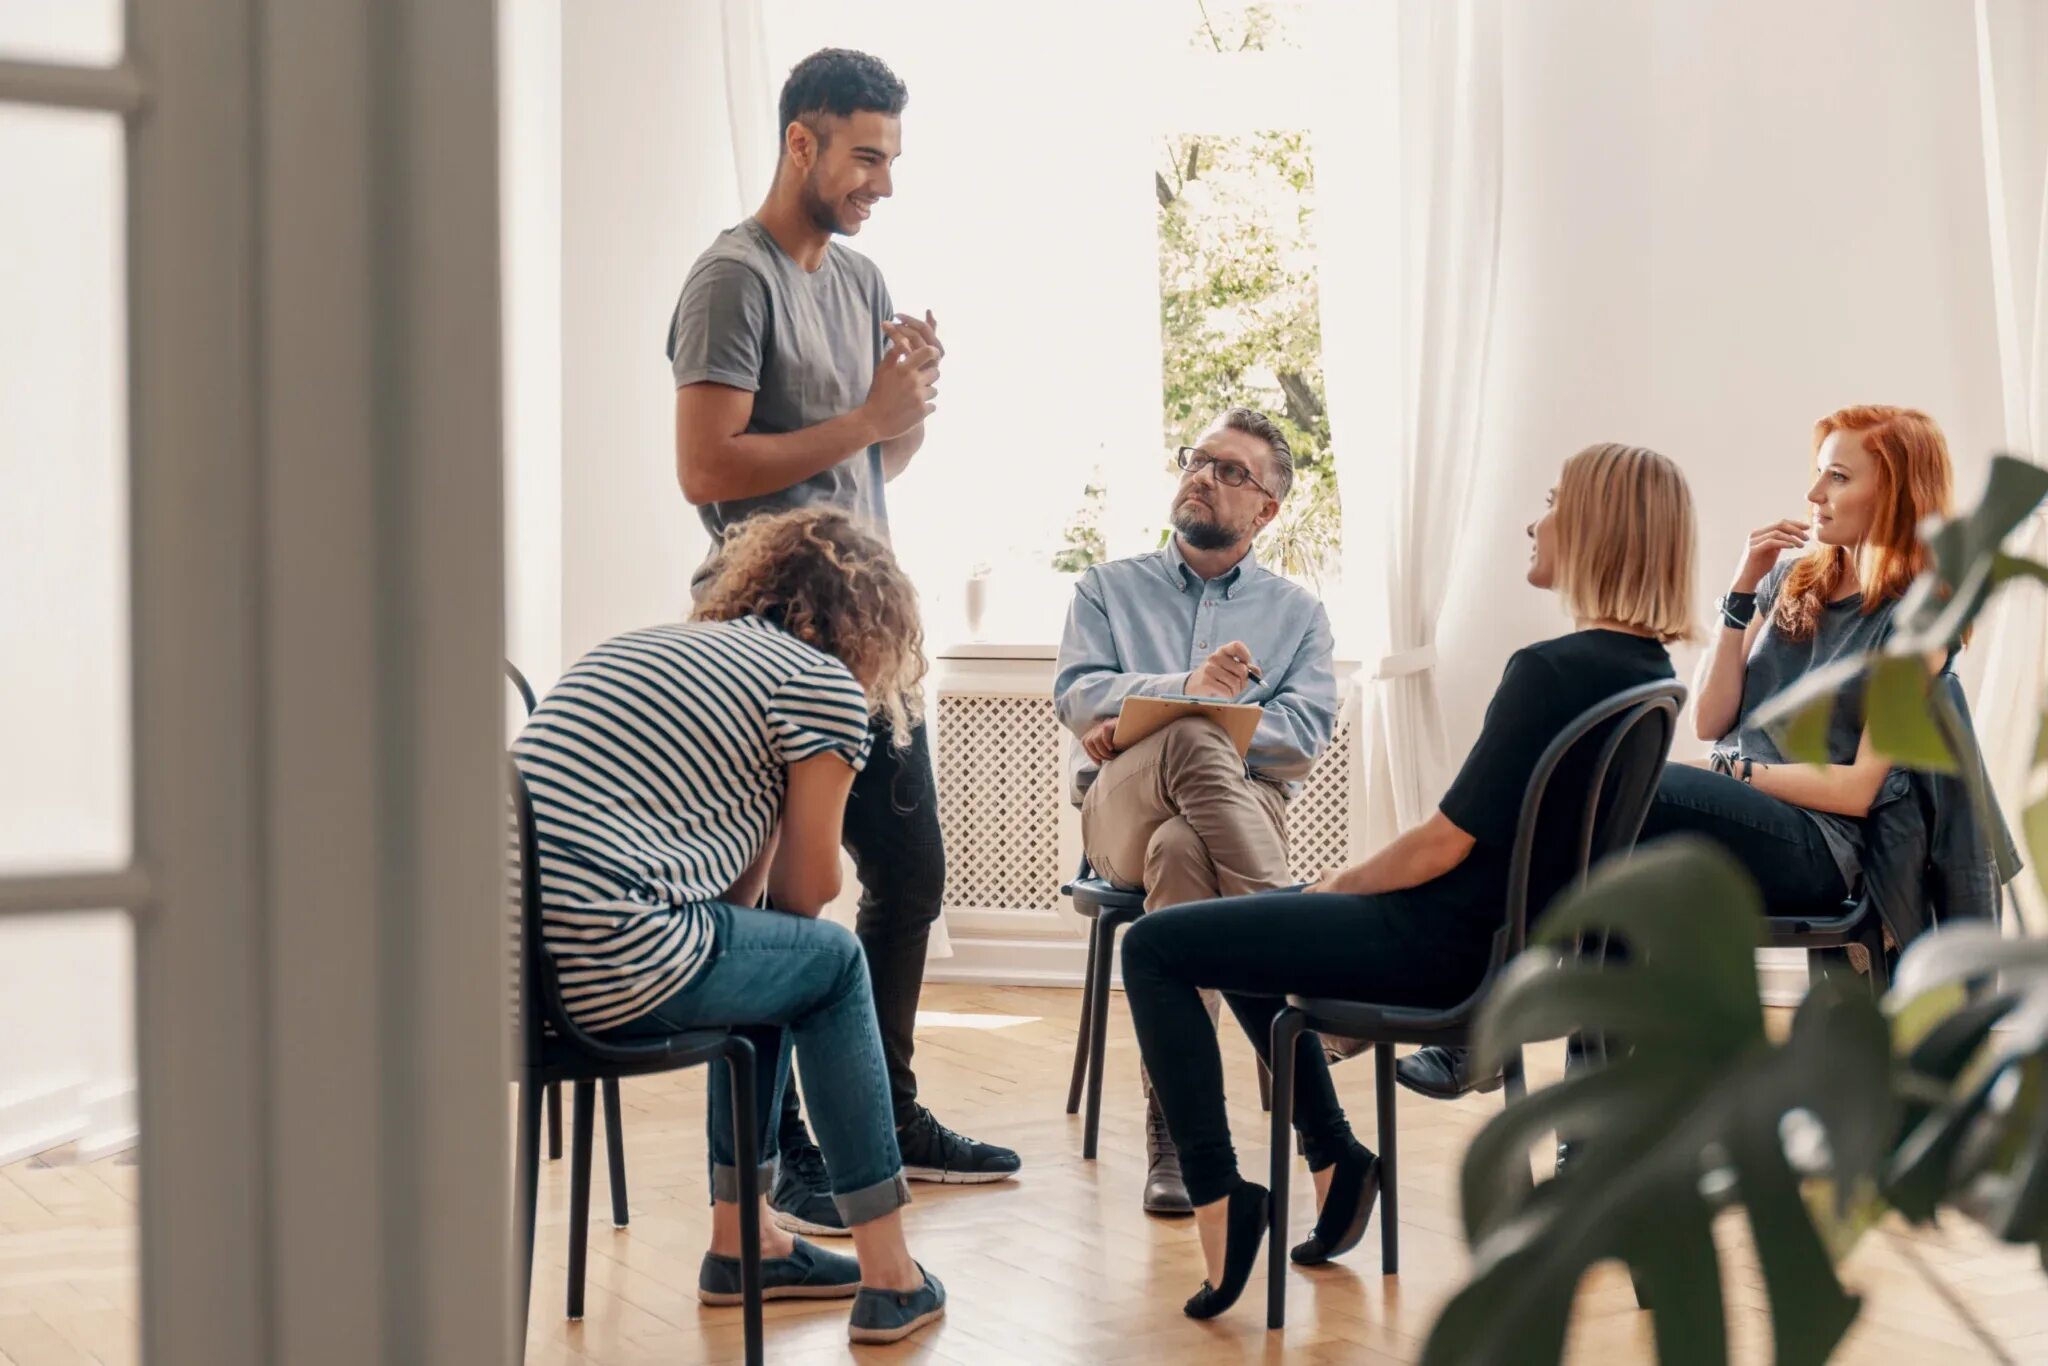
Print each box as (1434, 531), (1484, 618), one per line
(1719, 560), (1901, 892)
(667, 218), (893, 590)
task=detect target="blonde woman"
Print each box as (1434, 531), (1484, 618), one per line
(513, 508), (943, 1344)
(1119, 445), (1698, 1318)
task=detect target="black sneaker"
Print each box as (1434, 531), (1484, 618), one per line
(895, 1106), (1020, 1184)
(769, 1142), (849, 1237)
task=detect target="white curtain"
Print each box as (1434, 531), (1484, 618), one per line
(1966, 0), (2048, 931)
(721, 0), (777, 211)
(1317, 0), (1506, 851)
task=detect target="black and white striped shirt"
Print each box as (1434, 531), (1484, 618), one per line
(512, 617), (873, 1031)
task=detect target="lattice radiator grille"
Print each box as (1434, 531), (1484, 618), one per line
(1287, 705), (1356, 882)
(935, 692), (1065, 912)
(936, 688), (1357, 910)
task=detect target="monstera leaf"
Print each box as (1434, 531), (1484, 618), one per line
(1755, 455), (2048, 773)
(1421, 841), (1896, 1366)
(1883, 926), (2048, 1256)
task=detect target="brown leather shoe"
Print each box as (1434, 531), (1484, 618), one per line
(1142, 1092), (1192, 1216)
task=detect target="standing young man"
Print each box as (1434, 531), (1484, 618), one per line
(668, 48), (1021, 1236)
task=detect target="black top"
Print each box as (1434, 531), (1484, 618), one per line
(1435, 629), (1677, 928)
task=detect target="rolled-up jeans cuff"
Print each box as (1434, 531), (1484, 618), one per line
(833, 1171), (912, 1226)
(710, 1157), (779, 1205)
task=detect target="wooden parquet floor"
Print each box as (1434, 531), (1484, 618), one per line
(2, 983), (2044, 1364)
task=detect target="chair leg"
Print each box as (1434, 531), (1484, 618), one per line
(1374, 1043), (1399, 1275)
(546, 1080), (563, 1161)
(1503, 1046), (1528, 1103)
(1067, 917), (1100, 1116)
(1257, 1055), (1273, 1113)
(565, 1081), (595, 1320)
(1268, 1008), (1304, 1330)
(601, 1078), (630, 1229)
(726, 1038), (764, 1366)
(515, 1080), (543, 1342)
(1863, 922), (1891, 996)
(1082, 914), (1121, 1161)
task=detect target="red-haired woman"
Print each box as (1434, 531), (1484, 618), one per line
(1640, 404), (1956, 914)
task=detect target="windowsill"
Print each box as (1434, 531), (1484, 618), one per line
(933, 641), (1059, 661)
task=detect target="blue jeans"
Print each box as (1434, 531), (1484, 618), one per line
(604, 903), (909, 1226)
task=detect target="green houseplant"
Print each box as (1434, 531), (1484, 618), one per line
(1424, 456), (2048, 1365)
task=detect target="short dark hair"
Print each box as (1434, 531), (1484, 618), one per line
(1219, 407), (1294, 500)
(778, 48), (908, 150)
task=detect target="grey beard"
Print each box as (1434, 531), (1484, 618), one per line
(1172, 504), (1239, 551)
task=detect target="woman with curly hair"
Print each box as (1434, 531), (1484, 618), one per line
(513, 507), (943, 1344)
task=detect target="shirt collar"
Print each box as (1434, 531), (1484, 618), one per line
(1164, 537), (1258, 598)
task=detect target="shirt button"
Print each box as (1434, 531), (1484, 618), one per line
(1197, 641), (1208, 649)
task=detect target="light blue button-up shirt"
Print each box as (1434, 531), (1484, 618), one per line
(1053, 539), (1338, 804)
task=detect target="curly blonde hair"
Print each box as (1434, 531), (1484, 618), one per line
(694, 508), (926, 746)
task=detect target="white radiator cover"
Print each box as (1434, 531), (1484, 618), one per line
(926, 646), (1364, 986)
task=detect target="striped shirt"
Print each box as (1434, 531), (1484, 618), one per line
(512, 617), (873, 1031)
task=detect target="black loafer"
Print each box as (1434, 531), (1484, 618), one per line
(1394, 1045), (1503, 1101)
(1290, 1145), (1381, 1265)
(1183, 1180), (1269, 1320)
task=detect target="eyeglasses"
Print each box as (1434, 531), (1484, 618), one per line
(1176, 446), (1276, 499)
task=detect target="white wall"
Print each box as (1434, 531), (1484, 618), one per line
(500, 0), (563, 689)
(0, 97), (138, 1160)
(558, 0), (726, 665)
(1436, 0), (2010, 767)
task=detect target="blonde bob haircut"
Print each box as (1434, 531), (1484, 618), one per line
(1550, 443), (1699, 644)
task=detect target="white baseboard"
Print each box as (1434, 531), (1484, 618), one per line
(0, 1076), (139, 1166)
(75, 1081), (138, 1162)
(923, 935), (1099, 988)
(0, 1079), (88, 1167)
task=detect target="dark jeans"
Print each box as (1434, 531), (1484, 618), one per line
(1120, 887), (1493, 1207)
(780, 719), (945, 1143)
(1638, 763), (1848, 915)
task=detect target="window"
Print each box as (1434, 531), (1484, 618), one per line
(762, 0), (1340, 645)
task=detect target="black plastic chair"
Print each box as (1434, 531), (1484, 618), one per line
(507, 663), (628, 1188)
(509, 758), (764, 1363)
(1265, 679), (1686, 1328)
(1062, 860), (1272, 1159)
(1760, 672), (2000, 995)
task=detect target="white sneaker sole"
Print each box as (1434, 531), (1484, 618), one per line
(698, 1282), (859, 1306)
(849, 1303), (945, 1343)
(902, 1165), (1016, 1185)
(768, 1207), (850, 1238)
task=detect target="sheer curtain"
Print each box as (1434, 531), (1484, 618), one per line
(1966, 0), (2048, 930)
(1316, 0), (1506, 849)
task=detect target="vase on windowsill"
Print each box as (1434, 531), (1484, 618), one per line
(964, 564), (992, 642)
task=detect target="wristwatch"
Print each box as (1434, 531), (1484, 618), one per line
(1720, 590), (1758, 631)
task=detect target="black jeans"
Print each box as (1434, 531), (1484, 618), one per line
(781, 719), (945, 1142)
(1637, 763), (1848, 915)
(1120, 887), (1493, 1208)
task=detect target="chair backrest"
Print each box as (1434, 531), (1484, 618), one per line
(506, 660), (538, 716)
(508, 747), (698, 1068)
(507, 760), (549, 1071)
(1496, 678), (1687, 965)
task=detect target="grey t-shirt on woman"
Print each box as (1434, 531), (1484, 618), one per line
(1717, 559), (1900, 893)
(666, 217), (894, 592)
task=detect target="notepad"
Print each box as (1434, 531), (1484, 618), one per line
(1112, 694), (1263, 759)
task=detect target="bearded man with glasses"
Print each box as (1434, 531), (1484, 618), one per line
(1052, 406), (1339, 1216)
